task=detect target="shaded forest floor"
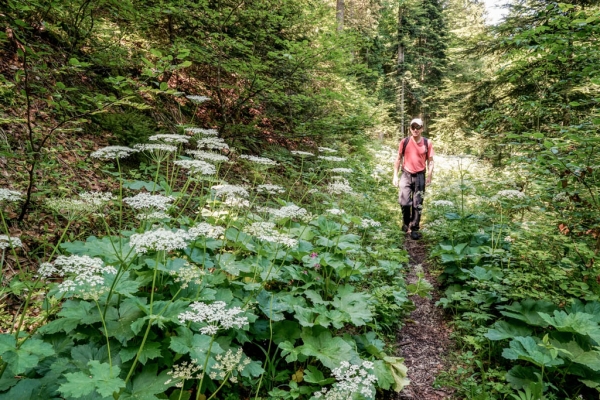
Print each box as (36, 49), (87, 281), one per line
(396, 236), (455, 400)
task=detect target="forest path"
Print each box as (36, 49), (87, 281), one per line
(395, 237), (455, 400)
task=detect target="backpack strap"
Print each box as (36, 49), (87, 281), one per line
(401, 137), (410, 157)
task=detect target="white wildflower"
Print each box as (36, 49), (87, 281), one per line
(169, 264), (205, 289)
(186, 150), (229, 163)
(496, 190), (525, 200)
(327, 181), (353, 195)
(290, 150), (314, 157)
(314, 360), (377, 400)
(46, 198), (94, 219)
(165, 360), (203, 388)
(210, 348), (251, 382)
(318, 156), (347, 162)
(197, 137), (229, 151)
(184, 127), (218, 136)
(360, 218), (381, 229)
(187, 222), (226, 239)
(262, 204), (308, 220)
(246, 222), (298, 247)
(431, 200), (454, 207)
(223, 196), (251, 208)
(123, 193), (175, 211)
(174, 159), (216, 175)
(504, 236), (515, 243)
(186, 95), (211, 103)
(211, 184), (249, 198)
(0, 235), (22, 250)
(318, 147), (338, 153)
(328, 168), (353, 174)
(553, 192), (569, 202)
(129, 228), (188, 253)
(90, 146), (138, 160)
(239, 154), (278, 166)
(133, 143), (178, 153)
(149, 134), (190, 144)
(257, 184), (285, 195)
(136, 211), (170, 220)
(326, 208), (345, 215)
(79, 191), (116, 207)
(178, 301), (248, 333)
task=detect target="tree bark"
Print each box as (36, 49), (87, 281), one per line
(336, 0), (344, 32)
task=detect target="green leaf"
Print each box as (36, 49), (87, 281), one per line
(502, 336), (563, 368)
(105, 298), (145, 343)
(39, 300), (99, 334)
(120, 342), (162, 364)
(485, 321), (533, 341)
(538, 311), (600, 343)
(332, 285), (373, 326)
(382, 356), (409, 392)
(61, 236), (134, 264)
(0, 336), (54, 375)
(303, 365), (335, 385)
(59, 361), (125, 398)
(120, 364), (173, 399)
(551, 340), (600, 371)
(257, 290), (297, 321)
(505, 365), (540, 390)
(499, 299), (557, 327)
(297, 327), (354, 369)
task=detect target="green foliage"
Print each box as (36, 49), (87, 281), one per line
(92, 111), (158, 146)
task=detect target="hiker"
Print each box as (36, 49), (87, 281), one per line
(392, 118), (435, 240)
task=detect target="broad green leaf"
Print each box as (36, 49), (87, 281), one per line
(105, 298), (145, 343)
(120, 364), (173, 399)
(38, 300), (100, 334)
(257, 290), (299, 321)
(538, 311), (600, 343)
(303, 365), (335, 385)
(120, 342), (162, 364)
(382, 356), (409, 392)
(505, 365), (541, 390)
(502, 336), (563, 368)
(551, 340), (600, 371)
(297, 327), (354, 368)
(293, 305), (316, 327)
(498, 299), (557, 327)
(61, 235), (134, 264)
(332, 286), (373, 326)
(485, 321), (533, 341)
(567, 301), (600, 323)
(59, 361), (125, 398)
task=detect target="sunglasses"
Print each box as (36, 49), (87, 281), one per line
(410, 125), (423, 130)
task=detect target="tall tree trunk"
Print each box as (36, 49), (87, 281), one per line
(397, 4), (405, 139)
(336, 0), (344, 31)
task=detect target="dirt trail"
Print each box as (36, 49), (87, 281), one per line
(395, 238), (455, 400)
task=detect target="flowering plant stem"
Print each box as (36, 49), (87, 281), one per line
(95, 300), (113, 371)
(196, 335), (215, 400)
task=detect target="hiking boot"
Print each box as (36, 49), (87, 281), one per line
(410, 231), (422, 240)
(402, 224), (409, 233)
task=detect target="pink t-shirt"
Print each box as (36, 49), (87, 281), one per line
(399, 137), (434, 174)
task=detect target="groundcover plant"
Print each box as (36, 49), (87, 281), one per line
(0, 133), (412, 399)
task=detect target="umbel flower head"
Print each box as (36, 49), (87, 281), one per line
(38, 255), (117, 300)
(123, 193), (175, 211)
(186, 150), (229, 163)
(133, 143), (178, 162)
(185, 127), (218, 136)
(209, 348), (252, 383)
(245, 222), (298, 248)
(178, 301), (248, 334)
(313, 360), (377, 400)
(0, 235), (22, 250)
(186, 222), (226, 239)
(211, 184), (249, 199)
(0, 188), (23, 203)
(165, 360), (203, 388)
(129, 228), (188, 254)
(174, 159), (216, 176)
(90, 146), (138, 160)
(46, 192), (114, 220)
(290, 150), (314, 157)
(257, 184), (285, 195)
(329, 168), (353, 174)
(318, 147), (338, 153)
(197, 137), (229, 151)
(239, 154), (278, 166)
(169, 264), (206, 289)
(318, 156), (347, 162)
(186, 95), (211, 103)
(360, 218), (381, 229)
(149, 134), (190, 144)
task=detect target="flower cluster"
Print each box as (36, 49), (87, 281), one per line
(79, 191), (116, 207)
(186, 95), (210, 103)
(313, 360), (377, 400)
(223, 197), (251, 208)
(246, 222), (298, 248)
(360, 218), (381, 229)
(256, 184), (285, 195)
(186, 150), (229, 163)
(90, 146), (138, 160)
(46, 192), (111, 219)
(318, 147), (338, 153)
(187, 222), (226, 239)
(129, 228), (188, 253)
(185, 127), (218, 136)
(174, 159), (216, 176)
(0, 235), (22, 250)
(133, 143), (178, 153)
(178, 301), (248, 334)
(165, 360), (203, 387)
(211, 184), (249, 199)
(209, 348), (251, 383)
(326, 179), (353, 195)
(136, 211), (170, 221)
(260, 204), (309, 221)
(39, 255), (117, 300)
(329, 168), (353, 174)
(169, 264), (205, 289)
(123, 193), (174, 211)
(318, 156), (347, 162)
(290, 150), (314, 157)
(496, 190), (526, 200)
(431, 200), (454, 207)
(553, 192), (570, 202)
(239, 154), (278, 166)
(149, 134), (190, 144)
(326, 208), (345, 215)
(197, 137), (229, 151)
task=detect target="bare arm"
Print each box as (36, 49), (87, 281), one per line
(426, 157), (434, 185)
(392, 151), (403, 187)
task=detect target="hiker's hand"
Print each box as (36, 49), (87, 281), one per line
(426, 176), (432, 186)
(392, 175), (399, 187)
